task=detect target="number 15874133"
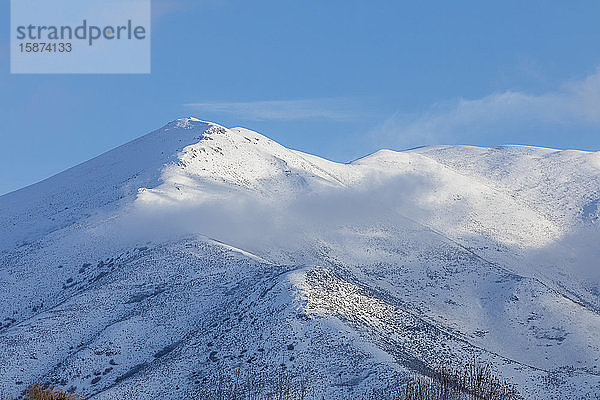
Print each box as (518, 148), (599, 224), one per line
(19, 42), (72, 53)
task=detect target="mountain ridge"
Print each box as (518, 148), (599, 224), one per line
(1, 118), (599, 399)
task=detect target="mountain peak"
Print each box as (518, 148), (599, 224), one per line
(164, 117), (219, 132)
(1, 118), (599, 399)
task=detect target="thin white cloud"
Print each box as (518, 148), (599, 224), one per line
(371, 68), (600, 149)
(184, 98), (361, 121)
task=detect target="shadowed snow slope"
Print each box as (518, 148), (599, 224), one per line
(1, 118), (599, 399)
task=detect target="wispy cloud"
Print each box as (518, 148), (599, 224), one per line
(371, 68), (600, 149)
(184, 98), (362, 121)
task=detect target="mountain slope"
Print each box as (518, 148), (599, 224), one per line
(0, 118), (212, 252)
(1, 119), (599, 399)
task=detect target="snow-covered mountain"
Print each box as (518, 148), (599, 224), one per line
(1, 118), (599, 399)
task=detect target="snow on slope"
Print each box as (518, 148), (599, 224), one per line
(0, 118), (599, 399)
(0, 118), (213, 252)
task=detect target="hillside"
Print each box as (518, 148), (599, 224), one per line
(1, 118), (599, 399)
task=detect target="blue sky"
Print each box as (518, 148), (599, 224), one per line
(1, 0), (600, 195)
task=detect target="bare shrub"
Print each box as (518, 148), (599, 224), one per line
(24, 383), (86, 400)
